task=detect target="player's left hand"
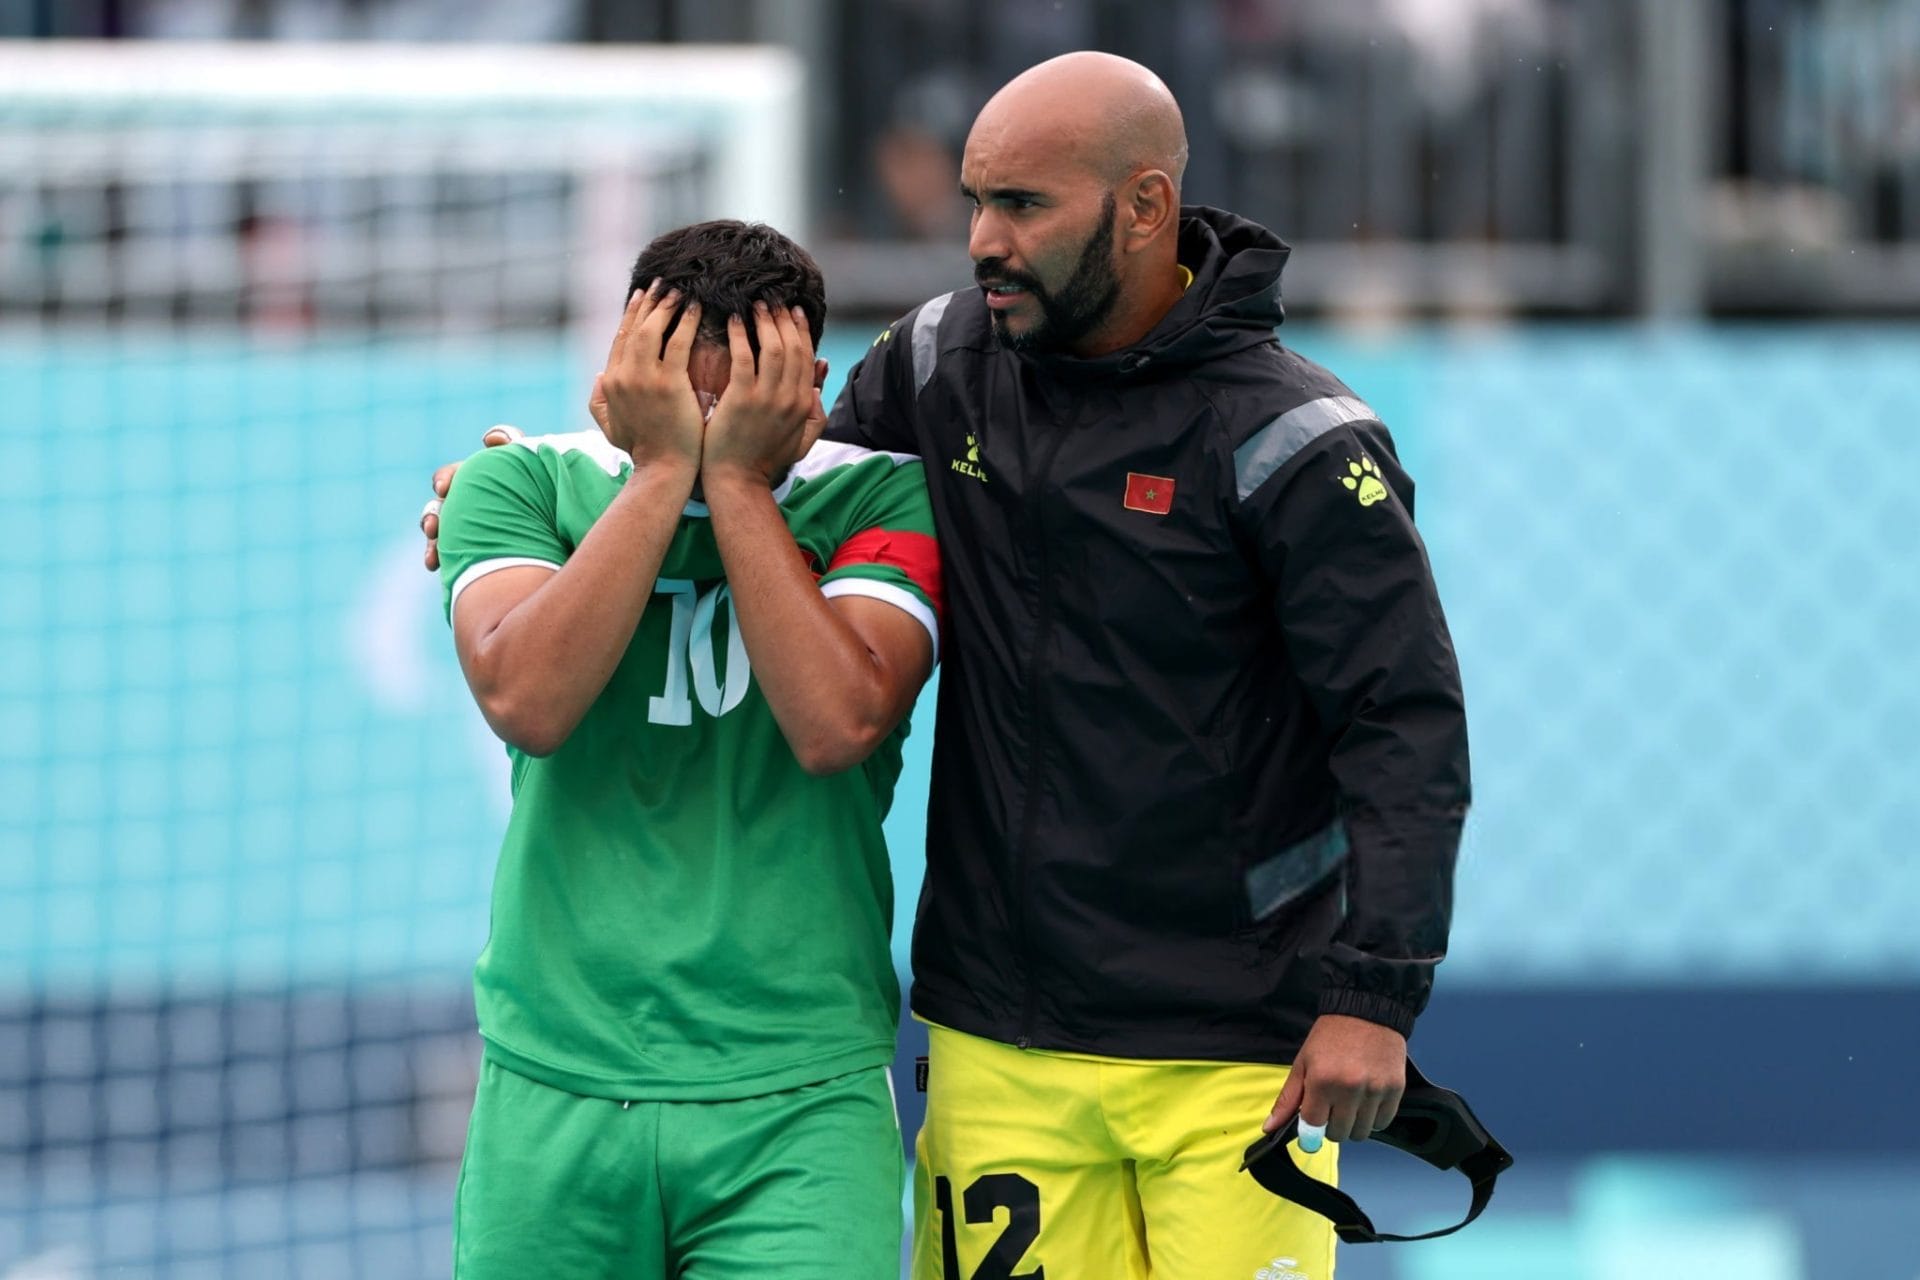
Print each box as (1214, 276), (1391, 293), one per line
(1263, 1014), (1406, 1145)
(701, 302), (826, 487)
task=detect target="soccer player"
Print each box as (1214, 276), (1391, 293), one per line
(432, 221), (940, 1279)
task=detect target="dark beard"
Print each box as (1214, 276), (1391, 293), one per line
(987, 193), (1121, 354)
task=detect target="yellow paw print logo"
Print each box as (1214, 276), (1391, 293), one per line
(1342, 455), (1389, 507)
(965, 433), (981, 463)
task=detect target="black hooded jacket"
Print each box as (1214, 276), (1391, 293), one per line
(825, 206), (1469, 1061)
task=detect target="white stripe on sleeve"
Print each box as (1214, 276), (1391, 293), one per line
(819, 577), (940, 665)
(449, 556), (562, 616)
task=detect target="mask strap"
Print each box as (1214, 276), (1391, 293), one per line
(1242, 1118), (1507, 1243)
(1239, 1058), (1514, 1244)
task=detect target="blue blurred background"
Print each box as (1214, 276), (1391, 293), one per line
(3, 3), (1919, 1277)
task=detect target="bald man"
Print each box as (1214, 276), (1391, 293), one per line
(825, 54), (1468, 1279)
(423, 52), (1468, 1280)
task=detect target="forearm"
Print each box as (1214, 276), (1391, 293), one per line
(1319, 698), (1469, 1034)
(703, 469), (899, 773)
(463, 460), (696, 753)
(1319, 848), (1457, 1036)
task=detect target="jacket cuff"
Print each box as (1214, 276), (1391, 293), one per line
(1317, 987), (1418, 1039)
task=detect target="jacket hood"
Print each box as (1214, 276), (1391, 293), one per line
(1026, 205), (1291, 380)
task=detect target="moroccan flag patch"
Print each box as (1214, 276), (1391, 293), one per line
(1123, 472), (1176, 515)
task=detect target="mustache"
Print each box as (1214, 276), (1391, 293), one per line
(974, 262), (1043, 293)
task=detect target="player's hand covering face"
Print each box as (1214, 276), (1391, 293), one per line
(700, 302), (828, 486)
(592, 280), (707, 469)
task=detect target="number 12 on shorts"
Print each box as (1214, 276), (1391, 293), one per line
(934, 1173), (1044, 1280)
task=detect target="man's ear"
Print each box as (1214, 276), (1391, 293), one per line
(814, 357), (829, 390)
(1123, 170), (1177, 253)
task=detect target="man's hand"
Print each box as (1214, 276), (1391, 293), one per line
(597, 281), (706, 470)
(701, 303), (824, 487)
(1263, 1014), (1407, 1146)
(421, 424), (520, 572)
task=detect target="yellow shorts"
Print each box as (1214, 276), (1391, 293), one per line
(912, 1023), (1338, 1280)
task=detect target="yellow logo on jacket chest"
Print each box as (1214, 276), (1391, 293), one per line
(951, 433), (988, 483)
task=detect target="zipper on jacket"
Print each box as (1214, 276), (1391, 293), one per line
(1011, 398), (1073, 1051)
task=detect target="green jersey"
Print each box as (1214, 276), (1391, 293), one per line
(436, 430), (942, 1101)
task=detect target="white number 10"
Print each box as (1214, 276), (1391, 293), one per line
(646, 578), (751, 725)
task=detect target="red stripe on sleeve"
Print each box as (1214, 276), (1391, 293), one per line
(827, 528), (944, 619)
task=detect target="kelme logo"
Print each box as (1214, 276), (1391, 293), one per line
(1342, 455), (1389, 507)
(951, 433), (988, 484)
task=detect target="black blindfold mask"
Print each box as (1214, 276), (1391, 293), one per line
(1239, 1058), (1514, 1244)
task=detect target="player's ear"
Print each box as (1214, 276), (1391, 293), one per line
(813, 358), (828, 390)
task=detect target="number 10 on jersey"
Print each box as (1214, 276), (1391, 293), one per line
(646, 579), (751, 725)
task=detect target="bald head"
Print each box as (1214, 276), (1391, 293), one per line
(973, 52), (1188, 190)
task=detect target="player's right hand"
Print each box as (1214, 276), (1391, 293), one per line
(596, 280), (706, 470)
(421, 424), (519, 572)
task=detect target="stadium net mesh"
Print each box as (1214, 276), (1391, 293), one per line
(0, 41), (804, 1278)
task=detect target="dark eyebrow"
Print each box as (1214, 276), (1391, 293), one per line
(959, 184), (1046, 204)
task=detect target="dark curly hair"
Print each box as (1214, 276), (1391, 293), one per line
(626, 220), (825, 356)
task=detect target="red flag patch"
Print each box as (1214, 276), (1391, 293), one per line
(1123, 472), (1176, 515)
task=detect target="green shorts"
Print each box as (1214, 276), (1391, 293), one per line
(454, 1055), (904, 1280)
